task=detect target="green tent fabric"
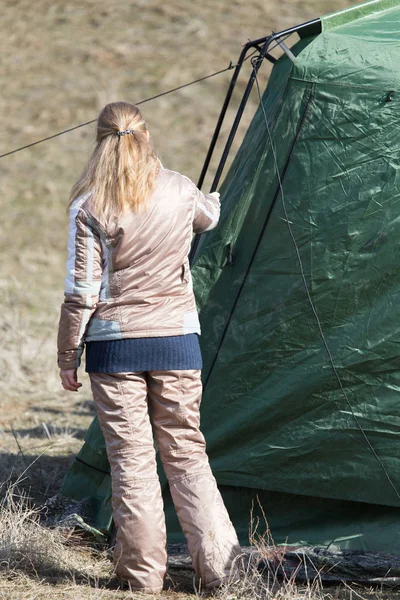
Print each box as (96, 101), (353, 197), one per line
(61, 0), (400, 553)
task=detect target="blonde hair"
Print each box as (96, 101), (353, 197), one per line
(69, 102), (159, 218)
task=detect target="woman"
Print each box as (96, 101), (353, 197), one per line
(57, 102), (241, 593)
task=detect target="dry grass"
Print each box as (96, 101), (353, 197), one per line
(2, 480), (397, 600)
(0, 485), (111, 581)
(0, 482), (116, 599)
(0, 479), (327, 600)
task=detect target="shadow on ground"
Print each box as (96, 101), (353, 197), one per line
(0, 451), (76, 505)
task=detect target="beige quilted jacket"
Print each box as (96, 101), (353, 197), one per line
(57, 166), (220, 370)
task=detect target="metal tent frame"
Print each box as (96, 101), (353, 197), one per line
(190, 17), (321, 263)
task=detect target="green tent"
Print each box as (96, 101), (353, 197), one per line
(62, 0), (400, 553)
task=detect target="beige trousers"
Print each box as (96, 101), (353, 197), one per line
(89, 369), (241, 593)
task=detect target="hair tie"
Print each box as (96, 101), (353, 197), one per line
(117, 129), (135, 137)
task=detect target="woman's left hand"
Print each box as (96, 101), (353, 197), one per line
(60, 368), (82, 392)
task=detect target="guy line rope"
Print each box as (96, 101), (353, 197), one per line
(0, 54), (258, 160)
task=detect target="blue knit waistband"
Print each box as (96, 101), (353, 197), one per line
(85, 334), (203, 373)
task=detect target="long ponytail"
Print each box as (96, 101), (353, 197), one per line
(69, 102), (159, 218)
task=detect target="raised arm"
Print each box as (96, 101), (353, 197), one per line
(192, 188), (221, 234)
(57, 204), (103, 370)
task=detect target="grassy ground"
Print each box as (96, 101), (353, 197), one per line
(2, 483), (400, 600)
(0, 0), (387, 597)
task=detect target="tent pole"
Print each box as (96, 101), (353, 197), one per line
(189, 37), (272, 263)
(196, 40), (278, 192)
(190, 17), (321, 265)
(196, 45), (257, 192)
(195, 17), (321, 194)
(209, 41), (271, 193)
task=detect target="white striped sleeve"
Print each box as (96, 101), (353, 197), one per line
(193, 189), (221, 234)
(57, 206), (103, 370)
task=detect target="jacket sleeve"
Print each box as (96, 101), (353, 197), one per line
(192, 188), (221, 234)
(57, 207), (103, 370)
